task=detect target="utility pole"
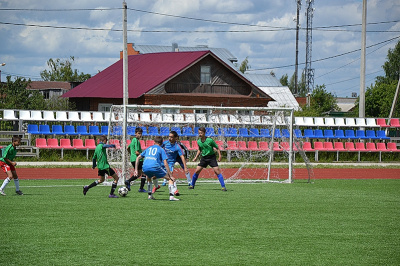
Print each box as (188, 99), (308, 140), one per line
(122, 1), (128, 183)
(359, 0), (367, 118)
(294, 0), (301, 95)
(304, 0), (315, 93)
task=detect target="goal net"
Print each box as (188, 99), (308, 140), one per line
(104, 105), (313, 185)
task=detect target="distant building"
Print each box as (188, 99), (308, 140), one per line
(27, 81), (72, 99)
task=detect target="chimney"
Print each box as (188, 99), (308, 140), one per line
(172, 43), (179, 52)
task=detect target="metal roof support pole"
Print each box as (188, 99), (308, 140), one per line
(121, 1), (129, 183)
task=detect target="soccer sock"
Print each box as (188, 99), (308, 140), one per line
(0, 177), (10, 190)
(110, 182), (117, 195)
(140, 177), (146, 190)
(172, 181), (177, 194)
(191, 173), (199, 187)
(14, 178), (20, 191)
(185, 172), (192, 184)
(168, 184), (174, 196)
(153, 179), (159, 188)
(88, 180), (99, 189)
(127, 175), (139, 183)
(217, 174), (226, 188)
(147, 180), (152, 195)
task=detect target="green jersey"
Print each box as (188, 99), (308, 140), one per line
(93, 143), (110, 170)
(129, 138), (143, 162)
(0, 144), (17, 164)
(197, 137), (218, 157)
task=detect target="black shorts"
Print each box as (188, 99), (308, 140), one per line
(198, 154), (219, 168)
(131, 161), (143, 171)
(98, 167), (116, 177)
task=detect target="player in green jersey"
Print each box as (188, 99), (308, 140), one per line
(0, 136), (23, 196)
(83, 135), (120, 198)
(189, 127), (227, 191)
(125, 127), (147, 192)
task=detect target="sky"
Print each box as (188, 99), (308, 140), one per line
(0, 0), (399, 97)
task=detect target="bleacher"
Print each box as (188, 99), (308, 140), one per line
(1, 109), (400, 161)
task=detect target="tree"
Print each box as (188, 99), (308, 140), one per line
(239, 57), (250, 73)
(280, 74), (289, 86)
(295, 84), (338, 116)
(40, 56), (91, 82)
(0, 76), (47, 110)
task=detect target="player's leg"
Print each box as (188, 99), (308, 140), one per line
(0, 170), (13, 196)
(125, 162), (142, 191)
(138, 170), (147, 192)
(147, 176), (154, 199)
(189, 165), (204, 189)
(162, 178), (167, 186)
(12, 171), (23, 195)
(83, 170), (106, 196)
(108, 168), (119, 198)
(168, 164), (179, 196)
(178, 159), (192, 186)
(212, 166), (226, 191)
(152, 177), (160, 194)
(165, 175), (179, 201)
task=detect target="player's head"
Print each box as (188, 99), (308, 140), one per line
(198, 127), (206, 138)
(168, 131), (178, 143)
(100, 135), (107, 143)
(12, 135), (21, 146)
(154, 136), (163, 145)
(135, 127), (143, 139)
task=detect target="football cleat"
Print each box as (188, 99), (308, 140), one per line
(0, 189), (6, 196)
(108, 194), (119, 198)
(124, 180), (131, 191)
(152, 185), (160, 194)
(188, 185), (194, 189)
(83, 186), (88, 196)
(162, 181), (167, 186)
(221, 187), (227, 192)
(148, 195), (155, 200)
(138, 188), (147, 193)
(169, 196), (180, 201)
(174, 189), (180, 196)
(15, 190), (24, 195)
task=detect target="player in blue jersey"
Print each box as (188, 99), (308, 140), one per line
(135, 136), (179, 201)
(161, 131), (191, 196)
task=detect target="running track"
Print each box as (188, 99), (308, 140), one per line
(16, 168), (400, 180)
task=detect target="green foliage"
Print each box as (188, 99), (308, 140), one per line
(279, 74), (288, 86)
(45, 95), (76, 111)
(295, 84), (338, 116)
(40, 56), (91, 82)
(239, 56), (250, 73)
(2, 180), (400, 265)
(0, 76), (47, 110)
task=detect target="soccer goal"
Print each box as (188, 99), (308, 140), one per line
(104, 104), (313, 185)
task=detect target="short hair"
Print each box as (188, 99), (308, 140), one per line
(135, 127), (143, 133)
(100, 135), (107, 143)
(154, 136), (163, 145)
(169, 131), (178, 138)
(198, 127), (206, 133)
(12, 135), (21, 142)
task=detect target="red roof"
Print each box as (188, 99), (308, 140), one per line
(63, 51), (210, 99)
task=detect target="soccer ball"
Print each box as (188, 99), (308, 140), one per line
(118, 187), (129, 197)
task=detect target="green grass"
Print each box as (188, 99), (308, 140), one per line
(1, 179), (400, 265)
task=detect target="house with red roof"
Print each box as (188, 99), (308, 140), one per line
(62, 50), (272, 112)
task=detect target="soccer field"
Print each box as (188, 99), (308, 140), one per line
(2, 179), (399, 265)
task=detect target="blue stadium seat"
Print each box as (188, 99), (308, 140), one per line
(365, 130), (379, 140)
(303, 129), (314, 139)
(182, 127), (196, 137)
(39, 125), (51, 135)
(281, 129), (290, 138)
(89, 126), (101, 136)
(313, 129), (324, 139)
(52, 125), (64, 136)
(64, 125), (78, 136)
(324, 129), (334, 140)
(77, 125), (90, 136)
(294, 129), (303, 138)
(27, 124), (39, 134)
(334, 129), (346, 140)
(345, 130), (357, 140)
(100, 126), (109, 135)
(148, 126), (160, 136)
(238, 128), (250, 138)
(274, 129), (282, 138)
(376, 130), (390, 140)
(170, 127), (182, 136)
(355, 130), (368, 140)
(112, 126), (122, 136)
(260, 128), (271, 138)
(140, 126), (148, 136)
(160, 127), (170, 136)
(127, 126), (136, 136)
(206, 127), (217, 137)
(249, 128), (261, 138)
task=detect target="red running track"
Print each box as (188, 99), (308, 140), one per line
(13, 168), (400, 180)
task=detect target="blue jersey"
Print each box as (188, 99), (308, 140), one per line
(162, 140), (183, 165)
(141, 145), (168, 172)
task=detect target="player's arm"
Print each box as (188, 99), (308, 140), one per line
(103, 144), (116, 148)
(163, 159), (175, 182)
(216, 147), (222, 162)
(192, 149), (201, 162)
(92, 157), (97, 169)
(4, 158), (16, 166)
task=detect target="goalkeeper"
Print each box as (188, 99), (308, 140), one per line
(190, 127), (227, 191)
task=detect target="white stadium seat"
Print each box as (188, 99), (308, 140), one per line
(185, 113), (195, 123)
(196, 114), (207, 123)
(140, 113), (151, 122)
(324, 117), (335, 127)
(303, 117), (315, 127)
(92, 112), (105, 122)
(68, 111), (81, 122)
(366, 118), (378, 127)
(56, 111), (69, 122)
(335, 118), (346, 127)
(208, 114), (219, 123)
(314, 117), (325, 127)
(355, 118), (366, 127)
(173, 114), (184, 123)
(3, 110), (18, 120)
(162, 114), (174, 122)
(43, 111), (56, 121)
(345, 118), (356, 127)
(19, 110), (31, 121)
(219, 114), (229, 124)
(80, 112), (93, 122)
(127, 113), (139, 122)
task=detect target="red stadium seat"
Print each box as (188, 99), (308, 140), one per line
(109, 139), (121, 149)
(237, 141), (248, 151)
(366, 142), (377, 152)
(323, 142), (335, 151)
(47, 138), (60, 149)
(302, 142), (314, 151)
(145, 140), (155, 148)
(313, 142), (326, 151)
(60, 139), (73, 149)
(387, 142), (400, 152)
(35, 138), (48, 148)
(226, 141), (238, 150)
(376, 118), (389, 127)
(72, 139), (85, 149)
(376, 142), (387, 152)
(273, 142), (282, 151)
(247, 141), (259, 151)
(333, 142), (346, 151)
(345, 142), (356, 151)
(389, 118), (400, 128)
(355, 142), (367, 151)
(191, 140), (199, 150)
(258, 141), (269, 151)
(180, 140), (192, 151)
(215, 140), (225, 150)
(85, 139), (96, 149)
(139, 140), (146, 149)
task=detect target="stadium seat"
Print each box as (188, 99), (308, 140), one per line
(280, 142), (290, 151)
(365, 130), (379, 140)
(196, 114), (207, 123)
(68, 111), (81, 122)
(148, 126), (160, 136)
(313, 142), (326, 151)
(215, 140), (225, 150)
(139, 140), (146, 150)
(80, 111), (93, 122)
(151, 113), (162, 123)
(324, 117), (335, 127)
(247, 141), (259, 151)
(146, 140), (155, 148)
(185, 113), (195, 123)
(238, 128), (250, 138)
(60, 139), (73, 149)
(376, 130), (390, 140)
(334, 118), (346, 127)
(366, 142), (377, 152)
(52, 125), (64, 136)
(205, 127), (217, 137)
(345, 118), (356, 127)
(85, 139), (96, 149)
(302, 142), (314, 151)
(323, 142), (335, 151)
(272, 142), (282, 151)
(303, 129), (314, 139)
(355, 118), (366, 128)
(191, 140), (199, 150)
(43, 111), (56, 122)
(334, 129), (346, 140)
(365, 118), (378, 128)
(227, 128), (238, 137)
(273, 129), (282, 138)
(109, 139), (121, 149)
(104, 112), (111, 122)
(355, 130), (368, 140)
(237, 141), (248, 151)
(333, 142), (346, 151)
(376, 142), (387, 152)
(259, 128), (271, 138)
(47, 138), (60, 149)
(281, 129), (290, 139)
(345, 142), (356, 151)
(219, 114), (229, 124)
(226, 141), (238, 150)
(389, 118), (400, 128)
(30, 111), (44, 121)
(19, 110), (31, 121)
(294, 117), (306, 127)
(182, 127), (196, 137)
(100, 126), (109, 135)
(313, 129), (324, 139)
(92, 112), (105, 122)
(249, 128), (261, 138)
(170, 127), (182, 136)
(72, 139), (85, 149)
(88, 126), (101, 136)
(376, 118), (389, 127)
(180, 140), (192, 151)
(345, 130), (357, 140)
(27, 124), (39, 134)
(229, 115), (240, 124)
(126, 139), (131, 146)
(35, 138), (48, 148)
(77, 125), (90, 136)
(355, 142), (367, 152)
(39, 125), (52, 135)
(303, 117), (314, 127)
(112, 126), (122, 136)
(160, 127), (170, 136)
(64, 125), (77, 136)
(258, 141), (269, 151)
(173, 113), (184, 123)
(140, 126), (148, 136)
(314, 117), (325, 127)
(387, 142), (400, 152)
(324, 130), (334, 140)
(208, 114), (219, 123)
(3, 110), (18, 120)
(162, 114), (174, 123)
(294, 129), (303, 139)
(55, 111), (69, 122)
(251, 115), (261, 124)
(127, 126), (136, 136)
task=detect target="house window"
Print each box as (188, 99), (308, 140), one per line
(98, 103), (112, 112)
(42, 90), (50, 100)
(200, 65), (211, 84)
